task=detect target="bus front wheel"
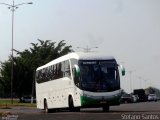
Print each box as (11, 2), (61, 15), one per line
(102, 105), (110, 112)
(69, 96), (74, 112)
(68, 96), (80, 112)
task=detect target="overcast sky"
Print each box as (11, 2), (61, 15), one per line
(0, 0), (160, 93)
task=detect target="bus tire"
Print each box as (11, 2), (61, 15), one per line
(44, 99), (50, 113)
(69, 96), (74, 112)
(68, 96), (80, 112)
(74, 107), (80, 112)
(102, 105), (110, 112)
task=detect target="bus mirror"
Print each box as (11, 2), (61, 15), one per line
(74, 65), (80, 77)
(120, 65), (125, 76)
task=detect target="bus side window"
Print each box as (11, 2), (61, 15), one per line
(39, 70), (42, 83)
(53, 64), (56, 79)
(58, 63), (63, 78)
(61, 61), (65, 77)
(47, 66), (51, 81)
(49, 66), (52, 80)
(42, 69), (45, 82)
(44, 68), (48, 82)
(52, 65), (55, 80)
(64, 60), (71, 78)
(56, 64), (59, 79)
(46, 67), (49, 81)
(73, 68), (80, 87)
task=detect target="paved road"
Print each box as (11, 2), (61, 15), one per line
(1, 101), (160, 120)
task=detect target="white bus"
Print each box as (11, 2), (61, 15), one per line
(35, 52), (125, 112)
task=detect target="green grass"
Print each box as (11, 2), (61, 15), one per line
(0, 112), (2, 116)
(0, 99), (36, 108)
(0, 99), (36, 117)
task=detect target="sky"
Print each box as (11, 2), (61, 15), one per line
(0, 0), (160, 93)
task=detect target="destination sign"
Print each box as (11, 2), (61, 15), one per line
(82, 61), (96, 64)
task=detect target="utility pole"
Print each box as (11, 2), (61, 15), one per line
(128, 70), (136, 93)
(77, 46), (98, 52)
(0, 0), (33, 104)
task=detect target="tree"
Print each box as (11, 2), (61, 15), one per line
(0, 59), (12, 97)
(0, 40), (73, 99)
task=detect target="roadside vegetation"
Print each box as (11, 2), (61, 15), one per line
(0, 99), (32, 116)
(0, 40), (73, 100)
(0, 99), (36, 109)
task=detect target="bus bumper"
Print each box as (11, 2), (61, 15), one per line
(80, 93), (121, 107)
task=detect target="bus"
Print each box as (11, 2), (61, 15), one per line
(35, 52), (125, 112)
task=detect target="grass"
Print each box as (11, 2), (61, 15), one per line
(0, 111), (13, 117)
(0, 99), (36, 109)
(0, 99), (36, 117)
(0, 112), (2, 116)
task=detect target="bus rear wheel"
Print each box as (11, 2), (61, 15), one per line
(44, 100), (56, 113)
(44, 100), (49, 113)
(102, 105), (110, 112)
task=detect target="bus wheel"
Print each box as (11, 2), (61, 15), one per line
(68, 96), (80, 112)
(44, 99), (50, 113)
(75, 107), (80, 112)
(69, 96), (74, 112)
(102, 105), (110, 112)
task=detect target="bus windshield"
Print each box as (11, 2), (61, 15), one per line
(78, 60), (120, 92)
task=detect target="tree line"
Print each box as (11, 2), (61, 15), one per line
(0, 40), (73, 99)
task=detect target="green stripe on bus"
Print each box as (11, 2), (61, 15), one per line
(81, 96), (99, 105)
(80, 95), (121, 106)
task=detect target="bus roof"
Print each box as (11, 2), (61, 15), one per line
(36, 52), (115, 71)
(71, 52), (115, 60)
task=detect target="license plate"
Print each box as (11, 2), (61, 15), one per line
(100, 101), (107, 104)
